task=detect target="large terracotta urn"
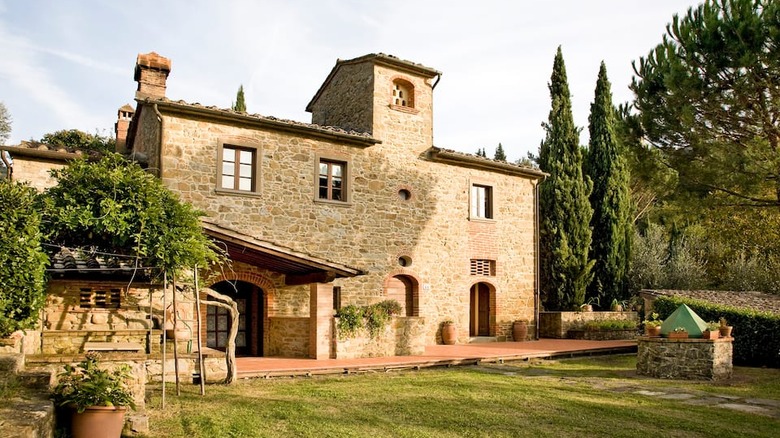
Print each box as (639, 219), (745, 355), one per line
(71, 406), (126, 438)
(441, 322), (457, 345)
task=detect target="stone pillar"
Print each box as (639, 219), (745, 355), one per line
(309, 283), (333, 359)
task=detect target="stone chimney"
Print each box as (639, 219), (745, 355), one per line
(114, 104), (135, 154)
(134, 52), (171, 99)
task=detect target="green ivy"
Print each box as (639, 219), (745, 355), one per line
(0, 179), (48, 337)
(653, 295), (780, 368)
(583, 319), (637, 331)
(335, 300), (402, 339)
(38, 154), (223, 278)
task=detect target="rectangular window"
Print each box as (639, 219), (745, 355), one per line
(79, 287), (121, 309)
(318, 160), (346, 201)
(220, 146), (256, 192)
(470, 184), (493, 219)
(333, 286), (342, 311)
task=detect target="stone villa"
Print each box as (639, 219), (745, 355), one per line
(4, 52), (545, 361)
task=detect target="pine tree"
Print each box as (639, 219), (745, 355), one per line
(538, 47), (594, 311)
(232, 85), (246, 113)
(585, 62), (632, 306)
(494, 143), (507, 161)
(476, 148), (486, 157)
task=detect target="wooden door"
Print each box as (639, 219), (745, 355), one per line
(469, 282), (491, 337)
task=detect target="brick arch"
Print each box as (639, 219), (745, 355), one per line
(206, 271), (276, 310)
(383, 270), (421, 317)
(203, 271), (276, 357)
(468, 279), (497, 337)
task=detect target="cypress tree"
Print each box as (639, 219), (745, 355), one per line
(232, 85), (247, 113)
(585, 62), (632, 306)
(494, 143), (507, 161)
(538, 47), (594, 310)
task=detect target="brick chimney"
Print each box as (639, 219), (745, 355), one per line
(134, 52), (171, 99)
(114, 104), (135, 154)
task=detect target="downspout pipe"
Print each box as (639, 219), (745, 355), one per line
(152, 102), (165, 177)
(534, 175), (547, 340)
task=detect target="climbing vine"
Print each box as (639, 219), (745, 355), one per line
(335, 300), (402, 339)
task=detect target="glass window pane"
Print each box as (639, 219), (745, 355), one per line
(332, 189), (342, 201)
(222, 175), (234, 189)
(238, 177), (252, 191)
(218, 315), (228, 331)
(207, 333), (216, 347)
(239, 150), (253, 164)
(223, 148), (236, 162)
(237, 300), (246, 313)
(236, 332), (246, 347)
(207, 316), (215, 330)
(319, 187), (328, 199)
(239, 163), (252, 178)
(217, 332), (227, 347)
(222, 162), (235, 177)
(319, 176), (328, 187)
(332, 164), (342, 177)
(319, 163), (328, 175)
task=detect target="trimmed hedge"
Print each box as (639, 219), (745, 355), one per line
(653, 295), (780, 368)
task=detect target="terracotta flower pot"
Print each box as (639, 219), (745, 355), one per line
(441, 323), (456, 345)
(71, 406), (126, 438)
(512, 321), (528, 342)
(702, 330), (720, 340)
(667, 331), (689, 339)
(719, 326), (733, 337)
(645, 326), (661, 337)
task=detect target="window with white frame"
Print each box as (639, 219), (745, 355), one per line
(470, 184), (493, 219)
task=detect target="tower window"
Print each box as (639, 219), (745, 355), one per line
(392, 79), (414, 108)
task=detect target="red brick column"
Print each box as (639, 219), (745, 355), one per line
(309, 283), (333, 359)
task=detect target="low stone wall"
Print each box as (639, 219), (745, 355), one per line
(335, 316), (426, 359)
(567, 329), (638, 341)
(540, 311), (639, 339)
(267, 317), (309, 358)
(0, 330), (41, 355)
(637, 337), (733, 380)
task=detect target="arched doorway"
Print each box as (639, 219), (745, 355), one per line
(207, 280), (264, 356)
(469, 282), (492, 336)
(385, 275), (419, 317)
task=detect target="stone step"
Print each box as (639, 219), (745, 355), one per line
(18, 370), (54, 391)
(0, 353), (24, 373)
(468, 337), (498, 344)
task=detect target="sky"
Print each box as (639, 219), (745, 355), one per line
(0, 0), (702, 162)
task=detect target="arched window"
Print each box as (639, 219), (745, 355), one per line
(392, 79), (414, 108)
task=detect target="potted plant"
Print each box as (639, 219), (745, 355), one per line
(702, 321), (720, 340)
(642, 312), (662, 337)
(512, 320), (528, 342)
(441, 320), (457, 345)
(667, 326), (689, 339)
(609, 299), (626, 312)
(52, 352), (136, 438)
(719, 317), (733, 338)
(580, 297), (600, 312)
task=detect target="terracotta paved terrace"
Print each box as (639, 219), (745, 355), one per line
(236, 339), (636, 378)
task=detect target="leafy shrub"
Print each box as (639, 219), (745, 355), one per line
(335, 305), (363, 339)
(0, 179), (47, 337)
(719, 252), (780, 295)
(583, 319), (637, 331)
(628, 224), (666, 293)
(335, 300), (401, 339)
(653, 295), (780, 367)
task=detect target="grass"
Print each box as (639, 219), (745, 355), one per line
(144, 355), (780, 438)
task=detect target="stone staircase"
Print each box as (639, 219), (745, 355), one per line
(0, 354), (55, 438)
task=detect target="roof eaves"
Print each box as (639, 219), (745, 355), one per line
(427, 147), (547, 179)
(142, 98), (380, 148)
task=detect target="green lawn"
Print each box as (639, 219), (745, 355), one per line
(145, 355), (779, 438)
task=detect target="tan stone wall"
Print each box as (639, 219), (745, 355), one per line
(8, 156), (65, 190)
(42, 280), (198, 354)
(145, 57), (538, 355)
(334, 316), (426, 359)
(267, 317), (309, 358)
(539, 311), (640, 339)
